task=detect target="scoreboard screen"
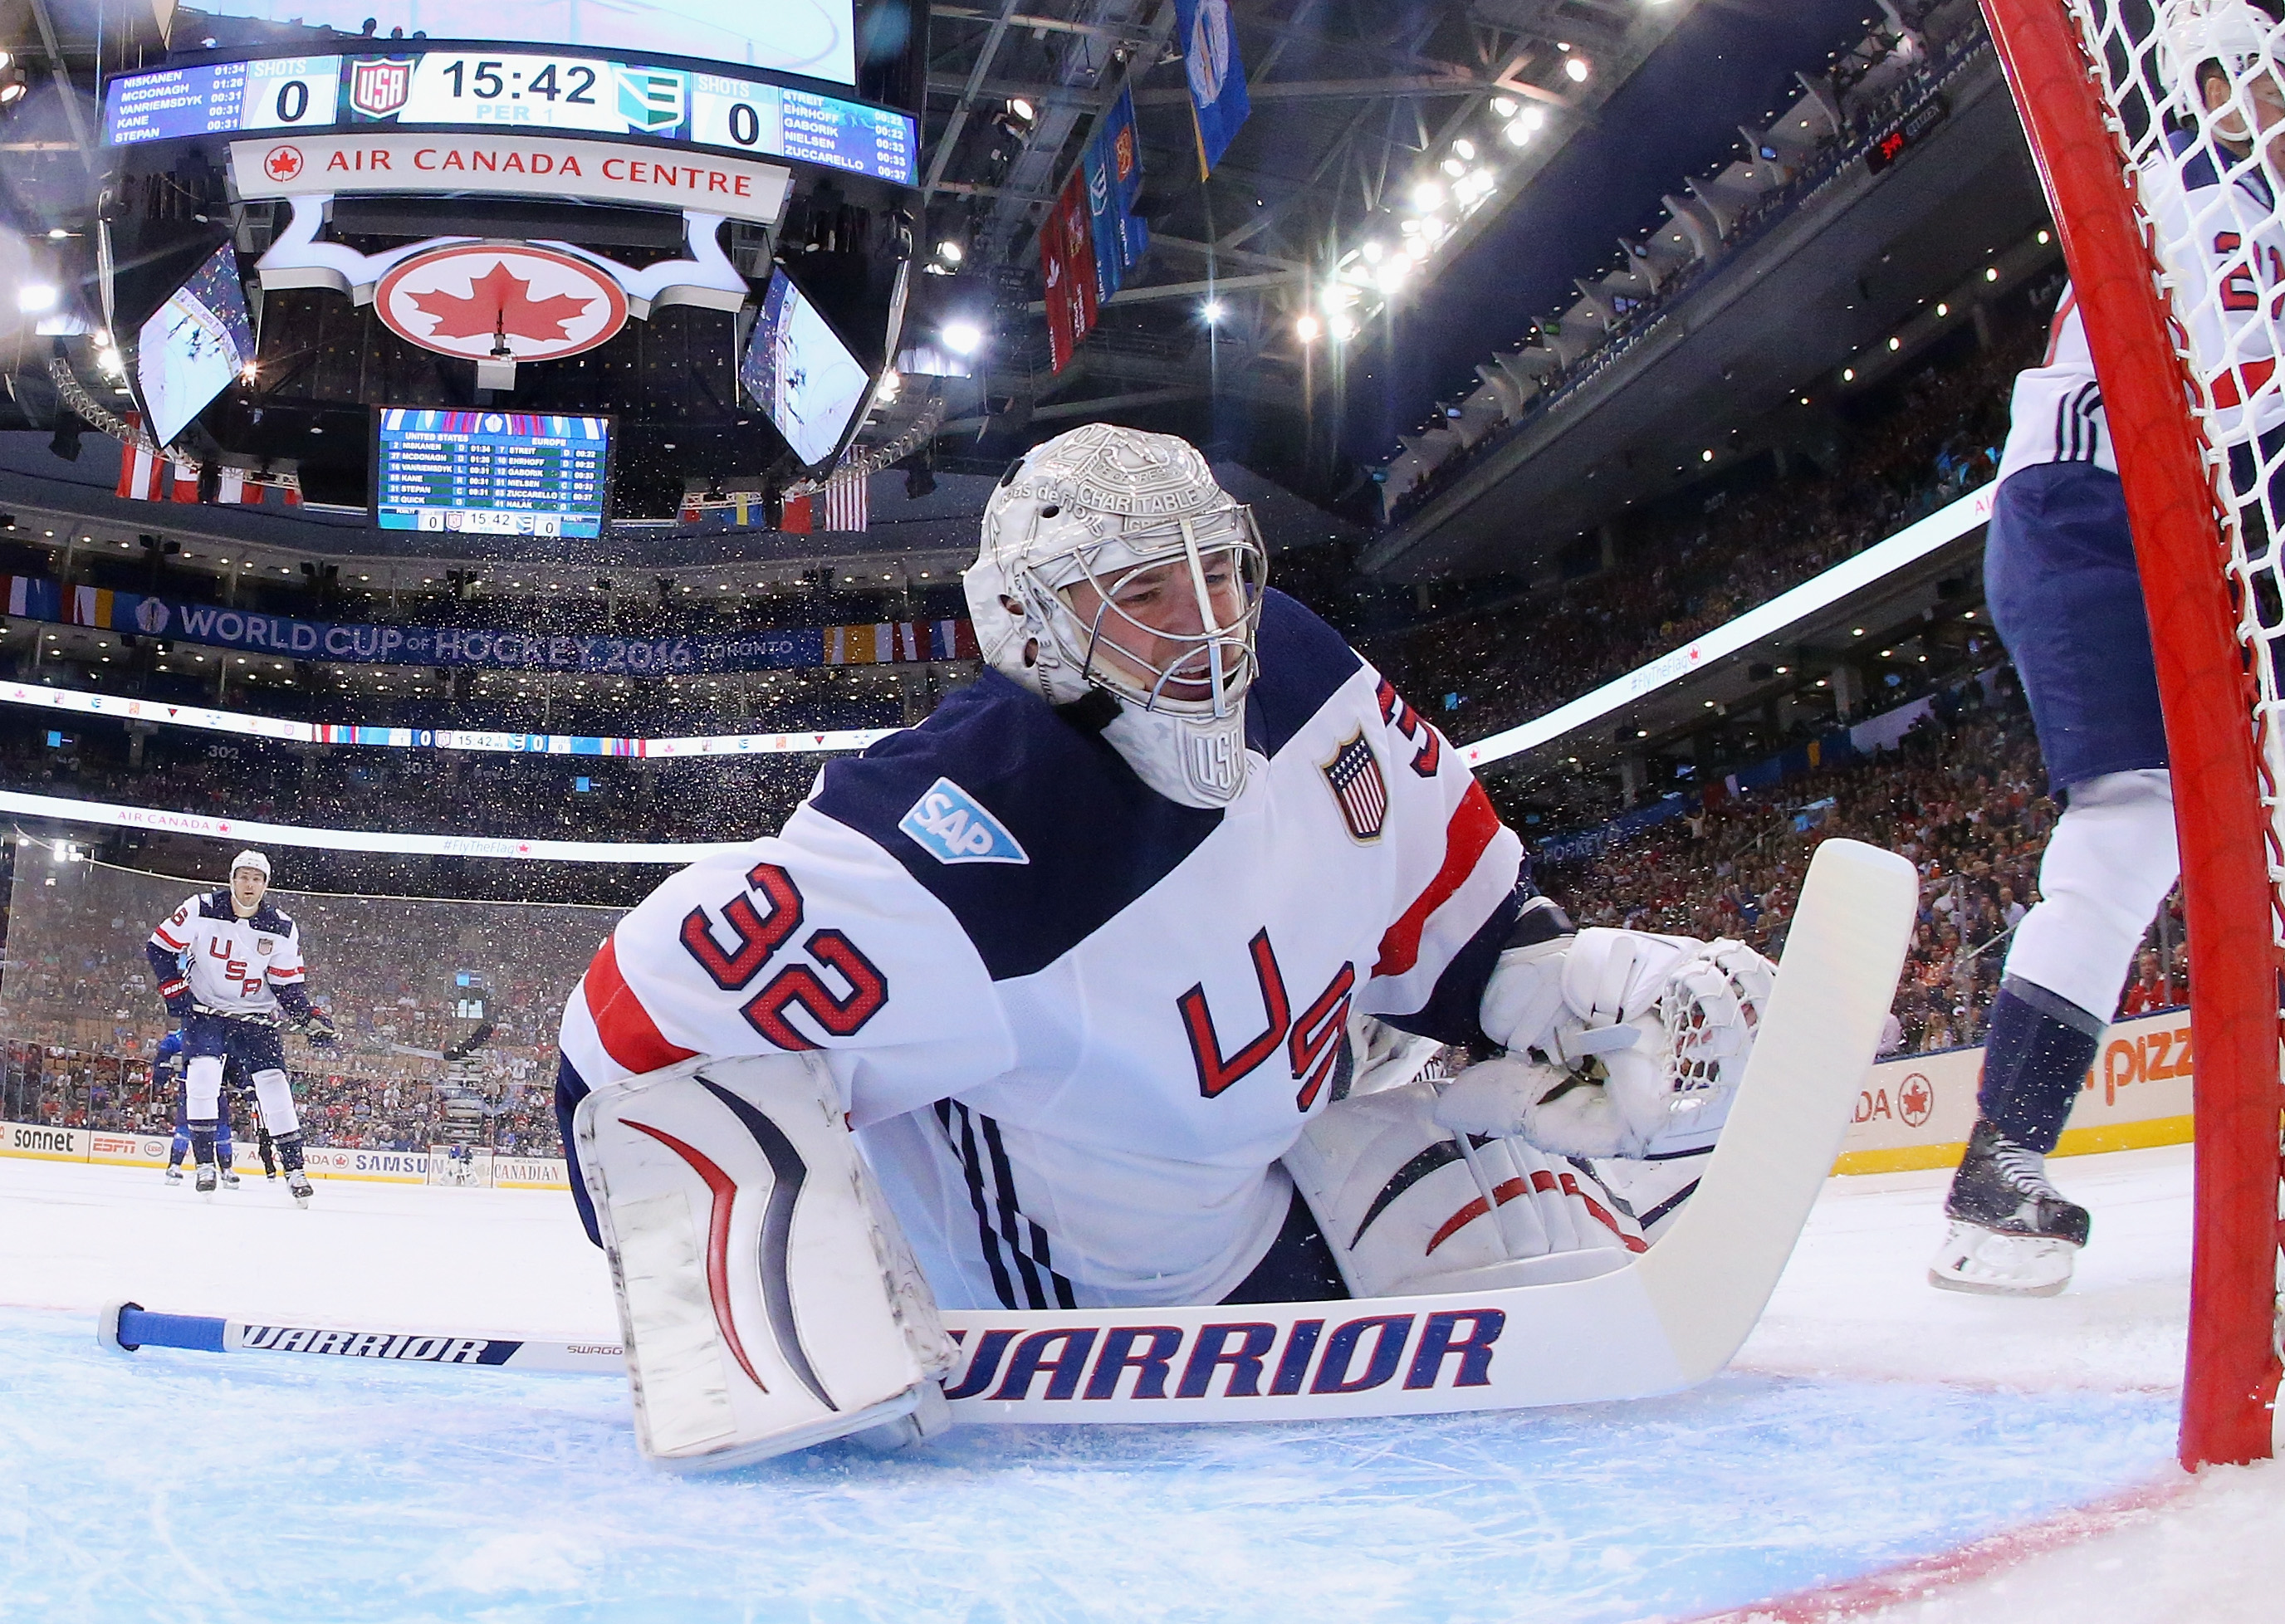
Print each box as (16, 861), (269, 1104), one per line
(373, 409), (612, 537)
(101, 50), (917, 184)
(172, 0), (860, 87)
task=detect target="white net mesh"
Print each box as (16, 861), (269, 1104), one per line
(2053, 0), (2285, 1387)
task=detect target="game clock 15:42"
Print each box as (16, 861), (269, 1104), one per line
(349, 53), (689, 138)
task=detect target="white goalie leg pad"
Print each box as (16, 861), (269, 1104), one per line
(574, 1053), (958, 1471)
(1284, 1080), (1645, 1299)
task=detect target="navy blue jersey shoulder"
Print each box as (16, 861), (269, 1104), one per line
(2167, 124), (2277, 210)
(810, 589), (1364, 981)
(194, 890), (295, 937)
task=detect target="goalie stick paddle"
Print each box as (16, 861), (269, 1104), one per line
(100, 839), (1915, 1426)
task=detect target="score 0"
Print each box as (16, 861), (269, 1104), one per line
(691, 76), (785, 155)
(240, 57), (343, 131)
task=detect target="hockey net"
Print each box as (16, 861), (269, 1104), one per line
(1980, 0), (2285, 1465)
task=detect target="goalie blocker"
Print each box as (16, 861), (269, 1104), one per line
(573, 1054), (959, 1471)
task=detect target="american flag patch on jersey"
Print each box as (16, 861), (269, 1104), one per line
(1321, 731), (1388, 843)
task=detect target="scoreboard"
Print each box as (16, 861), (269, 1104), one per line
(374, 410), (613, 538)
(104, 50), (917, 186)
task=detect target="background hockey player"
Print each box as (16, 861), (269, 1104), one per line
(555, 423), (1776, 1468)
(156, 1030), (237, 1186)
(146, 851), (338, 1205)
(1927, 0), (2285, 1297)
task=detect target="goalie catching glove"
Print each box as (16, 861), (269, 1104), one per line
(575, 1053), (958, 1471)
(1444, 927), (1776, 1159)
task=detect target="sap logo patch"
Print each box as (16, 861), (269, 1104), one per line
(899, 778), (1029, 866)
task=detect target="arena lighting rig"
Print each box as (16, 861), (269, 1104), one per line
(38, 0), (931, 526)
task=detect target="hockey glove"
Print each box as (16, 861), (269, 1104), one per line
(1445, 931), (1775, 1158)
(293, 1013), (340, 1049)
(157, 977), (193, 1021)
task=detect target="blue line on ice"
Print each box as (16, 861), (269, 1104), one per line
(0, 1305), (2175, 1624)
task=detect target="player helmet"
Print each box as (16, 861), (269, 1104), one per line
(2156, 0), (2278, 136)
(966, 424), (1268, 807)
(229, 849), (271, 880)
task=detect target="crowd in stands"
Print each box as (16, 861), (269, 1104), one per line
(1381, 0), (1989, 524)
(1535, 681), (2188, 1055)
(1363, 307), (2043, 740)
(0, 858), (609, 1154)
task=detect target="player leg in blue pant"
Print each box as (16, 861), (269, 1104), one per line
(1930, 462), (2177, 1295)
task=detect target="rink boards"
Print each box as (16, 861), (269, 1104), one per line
(0, 1005), (2194, 1192)
(0, 1123), (570, 1189)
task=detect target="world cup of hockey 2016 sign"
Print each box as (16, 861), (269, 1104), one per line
(373, 243), (629, 362)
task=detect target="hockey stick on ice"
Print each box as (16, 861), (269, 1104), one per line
(103, 839), (1916, 1425)
(97, 1302), (624, 1373)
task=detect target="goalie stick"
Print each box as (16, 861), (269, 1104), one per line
(102, 839), (1916, 1426)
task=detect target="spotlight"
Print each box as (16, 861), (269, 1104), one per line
(1360, 240), (1384, 263)
(1452, 139), (1476, 161)
(1564, 55), (1589, 82)
(16, 284), (56, 313)
(934, 239), (964, 265)
(1440, 156), (1466, 177)
(1984, 267), (1999, 281)
(1503, 119), (1532, 147)
(1006, 96), (1035, 123)
(941, 319), (984, 356)
(1295, 312), (1322, 342)
(0, 68), (27, 106)
(1201, 298), (1225, 325)
(1490, 95), (1517, 118)
(1412, 180), (1445, 211)
(1329, 312), (1358, 341)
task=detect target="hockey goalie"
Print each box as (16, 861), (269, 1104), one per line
(556, 424), (1905, 1470)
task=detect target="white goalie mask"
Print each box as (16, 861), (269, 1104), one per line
(966, 423), (1268, 807)
(2157, 0), (2281, 140)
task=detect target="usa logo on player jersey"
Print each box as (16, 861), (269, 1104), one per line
(1320, 731), (1387, 843)
(898, 777), (1030, 865)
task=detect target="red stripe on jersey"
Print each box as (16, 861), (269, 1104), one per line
(267, 966), (305, 981)
(1373, 780), (1501, 979)
(2043, 288), (2076, 367)
(2210, 357), (2278, 408)
(585, 935), (697, 1075)
(152, 929), (187, 951)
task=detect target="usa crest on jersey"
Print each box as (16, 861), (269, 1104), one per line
(1321, 731), (1387, 842)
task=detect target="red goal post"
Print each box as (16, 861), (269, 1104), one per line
(1979, 0), (2283, 1467)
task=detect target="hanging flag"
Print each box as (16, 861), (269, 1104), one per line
(1084, 86), (1149, 307)
(1173, 0), (1250, 179)
(823, 472), (868, 532)
(1041, 168), (1101, 374)
(779, 493), (815, 534)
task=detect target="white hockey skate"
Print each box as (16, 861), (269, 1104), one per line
(1929, 1219), (2077, 1297)
(218, 1166), (241, 1190)
(287, 1170), (313, 1209)
(193, 1164), (217, 1196)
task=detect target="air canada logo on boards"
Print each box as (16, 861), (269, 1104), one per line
(262, 144), (303, 183)
(349, 56), (415, 120)
(1899, 1072), (1934, 1128)
(373, 242), (629, 363)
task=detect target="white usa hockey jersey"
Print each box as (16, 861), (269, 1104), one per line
(557, 591), (1529, 1310)
(1994, 288), (2117, 488)
(2139, 124), (2285, 443)
(148, 890), (310, 1020)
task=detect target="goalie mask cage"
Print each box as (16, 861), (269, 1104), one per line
(1979, 0), (2284, 1467)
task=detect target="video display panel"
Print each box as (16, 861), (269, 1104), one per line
(738, 269), (872, 468)
(373, 409), (611, 537)
(100, 51), (917, 183)
(136, 242), (256, 448)
(159, 0), (860, 86)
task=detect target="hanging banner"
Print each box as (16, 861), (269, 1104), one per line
(1084, 86), (1149, 307)
(1172, 0), (1251, 179)
(1040, 167), (1101, 374)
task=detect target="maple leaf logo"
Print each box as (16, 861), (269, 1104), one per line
(405, 262), (596, 345)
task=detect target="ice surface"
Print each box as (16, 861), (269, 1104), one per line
(0, 1147), (2268, 1622)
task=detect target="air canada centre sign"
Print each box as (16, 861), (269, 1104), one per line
(228, 133), (792, 225)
